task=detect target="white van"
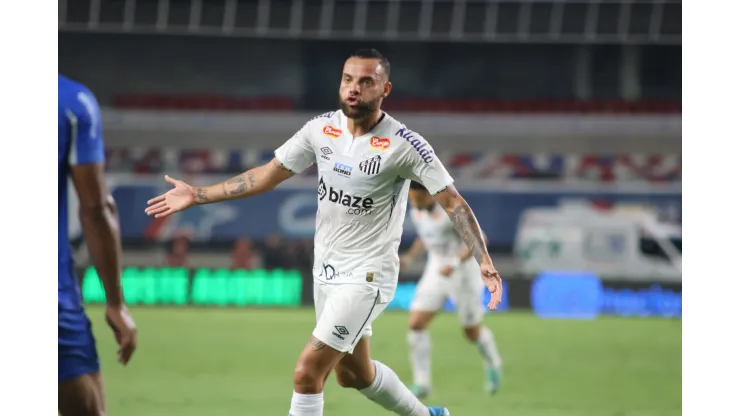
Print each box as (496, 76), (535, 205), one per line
(513, 202), (682, 282)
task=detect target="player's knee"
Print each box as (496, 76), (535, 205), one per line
(335, 367), (373, 390)
(409, 321), (427, 331)
(293, 364), (324, 393)
(463, 325), (480, 342)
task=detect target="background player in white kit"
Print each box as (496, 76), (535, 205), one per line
(144, 49), (503, 416)
(401, 181), (504, 399)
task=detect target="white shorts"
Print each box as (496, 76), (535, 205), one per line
(312, 281), (390, 354)
(410, 257), (485, 327)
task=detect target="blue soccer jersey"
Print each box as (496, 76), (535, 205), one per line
(58, 74), (104, 382)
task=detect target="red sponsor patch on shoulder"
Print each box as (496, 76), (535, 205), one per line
(323, 125), (342, 138)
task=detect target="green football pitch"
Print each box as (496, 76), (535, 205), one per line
(86, 306), (681, 416)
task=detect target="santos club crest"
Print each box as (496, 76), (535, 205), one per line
(359, 155), (382, 176)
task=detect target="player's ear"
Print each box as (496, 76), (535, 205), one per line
(383, 81), (392, 98)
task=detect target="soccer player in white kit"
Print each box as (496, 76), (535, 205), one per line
(144, 49), (503, 416)
(401, 181), (504, 399)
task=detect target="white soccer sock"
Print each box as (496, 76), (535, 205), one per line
(407, 330), (432, 388)
(475, 326), (503, 370)
(359, 360), (430, 416)
(288, 391), (324, 416)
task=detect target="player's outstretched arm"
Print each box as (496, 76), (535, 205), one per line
(194, 158), (294, 203)
(145, 158), (293, 218)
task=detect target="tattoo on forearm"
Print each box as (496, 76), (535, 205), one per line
(309, 337), (326, 351)
(195, 188), (209, 203)
(228, 175), (247, 195)
(226, 175), (244, 185)
(449, 204), (487, 265)
(222, 171), (257, 197)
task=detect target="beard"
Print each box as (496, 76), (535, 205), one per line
(339, 93), (382, 120)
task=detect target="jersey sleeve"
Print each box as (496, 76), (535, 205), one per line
(68, 88), (104, 166)
(399, 131), (454, 195)
(274, 122), (316, 174)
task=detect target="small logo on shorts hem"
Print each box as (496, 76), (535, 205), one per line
(333, 325), (350, 340)
(366, 272), (375, 282)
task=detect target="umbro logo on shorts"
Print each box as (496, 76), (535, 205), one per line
(332, 325), (350, 340)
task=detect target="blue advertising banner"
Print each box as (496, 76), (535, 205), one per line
(531, 272), (603, 319)
(110, 181), (681, 246)
(386, 277), (681, 318)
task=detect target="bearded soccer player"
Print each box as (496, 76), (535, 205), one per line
(144, 49), (503, 416)
(401, 181), (503, 399)
(59, 74), (138, 416)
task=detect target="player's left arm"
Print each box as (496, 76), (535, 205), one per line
(433, 186), (491, 266)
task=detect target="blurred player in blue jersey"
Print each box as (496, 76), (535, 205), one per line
(58, 74), (138, 416)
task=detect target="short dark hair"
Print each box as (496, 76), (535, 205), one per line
(349, 48), (391, 79)
(409, 181), (426, 191)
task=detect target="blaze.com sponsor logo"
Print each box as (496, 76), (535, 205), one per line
(318, 177), (374, 215)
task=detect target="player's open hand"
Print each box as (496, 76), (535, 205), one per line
(105, 305), (138, 365)
(145, 175), (197, 218)
(481, 262), (503, 310)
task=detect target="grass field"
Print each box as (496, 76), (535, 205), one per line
(86, 306), (681, 416)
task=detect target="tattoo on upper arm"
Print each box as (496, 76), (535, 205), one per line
(309, 336), (326, 351)
(449, 203), (487, 265)
(246, 171), (256, 187)
(196, 188), (209, 203)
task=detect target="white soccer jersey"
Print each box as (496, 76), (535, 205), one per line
(274, 110), (454, 301)
(409, 204), (467, 263)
